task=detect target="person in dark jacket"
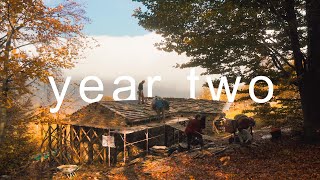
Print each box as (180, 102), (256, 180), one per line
(151, 96), (166, 119)
(185, 114), (204, 150)
(200, 115), (206, 129)
(137, 80), (145, 104)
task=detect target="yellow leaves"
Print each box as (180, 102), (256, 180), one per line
(11, 49), (27, 59)
(183, 37), (193, 45)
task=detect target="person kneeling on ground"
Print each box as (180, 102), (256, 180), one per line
(238, 128), (253, 144)
(185, 114), (204, 150)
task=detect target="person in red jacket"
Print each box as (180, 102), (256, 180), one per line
(185, 114), (204, 150)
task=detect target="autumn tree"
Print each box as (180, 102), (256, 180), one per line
(134, 0), (320, 140)
(0, 0), (89, 140)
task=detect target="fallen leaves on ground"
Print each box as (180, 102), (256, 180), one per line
(52, 137), (320, 180)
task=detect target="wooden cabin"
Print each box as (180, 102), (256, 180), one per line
(41, 98), (226, 166)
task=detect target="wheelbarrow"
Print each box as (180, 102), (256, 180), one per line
(57, 165), (79, 178)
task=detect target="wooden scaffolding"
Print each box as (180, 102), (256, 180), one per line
(40, 118), (189, 167)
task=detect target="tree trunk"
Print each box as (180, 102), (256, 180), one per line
(303, 0), (320, 141)
(300, 73), (320, 141)
(0, 107), (7, 139)
(285, 0), (320, 141)
(0, 27), (12, 141)
(0, 81), (9, 141)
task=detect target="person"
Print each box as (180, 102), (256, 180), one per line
(232, 114), (255, 144)
(137, 80), (145, 104)
(152, 96), (165, 119)
(151, 96), (170, 120)
(235, 114), (255, 136)
(185, 114), (204, 150)
(200, 114), (206, 129)
(238, 128), (253, 144)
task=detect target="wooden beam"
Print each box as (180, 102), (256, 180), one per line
(80, 127), (92, 143)
(48, 124), (52, 164)
(87, 128), (93, 164)
(108, 129), (111, 167)
(164, 125), (168, 146)
(70, 125), (75, 163)
(40, 123), (44, 163)
(125, 134), (163, 146)
(79, 127), (83, 164)
(63, 125), (68, 163)
(113, 133), (118, 165)
(123, 133), (126, 164)
(145, 128), (149, 153)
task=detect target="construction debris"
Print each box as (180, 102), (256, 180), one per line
(56, 165), (79, 178)
(149, 145), (168, 156)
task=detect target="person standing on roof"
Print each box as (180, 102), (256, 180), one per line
(138, 80), (145, 104)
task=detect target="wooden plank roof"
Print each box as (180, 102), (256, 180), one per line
(64, 98), (226, 129)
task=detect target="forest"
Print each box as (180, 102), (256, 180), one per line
(0, 0), (319, 179)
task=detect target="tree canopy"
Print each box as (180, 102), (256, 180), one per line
(134, 0), (320, 138)
(134, 0), (307, 83)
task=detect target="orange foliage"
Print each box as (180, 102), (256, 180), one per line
(0, 0), (90, 136)
(198, 87), (253, 119)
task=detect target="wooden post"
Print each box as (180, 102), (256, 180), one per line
(103, 147), (107, 165)
(123, 133), (126, 164)
(173, 128), (175, 144)
(57, 125), (62, 160)
(40, 123), (44, 163)
(48, 124), (52, 164)
(63, 125), (68, 163)
(113, 134), (118, 165)
(103, 131), (106, 165)
(146, 128), (149, 153)
(88, 128), (93, 164)
(70, 126), (75, 163)
(108, 129), (111, 167)
(164, 125), (168, 147)
(108, 145), (111, 166)
(79, 127), (83, 164)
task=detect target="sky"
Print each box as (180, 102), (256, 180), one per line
(46, 0), (209, 99)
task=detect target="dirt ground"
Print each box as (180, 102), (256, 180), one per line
(47, 129), (320, 180)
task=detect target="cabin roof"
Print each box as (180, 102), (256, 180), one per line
(63, 98), (226, 129)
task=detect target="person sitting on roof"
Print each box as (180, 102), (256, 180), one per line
(185, 114), (204, 150)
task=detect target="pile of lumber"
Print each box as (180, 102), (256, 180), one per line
(150, 145), (168, 156)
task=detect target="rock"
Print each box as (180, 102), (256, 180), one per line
(1, 175), (11, 179)
(261, 134), (272, 139)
